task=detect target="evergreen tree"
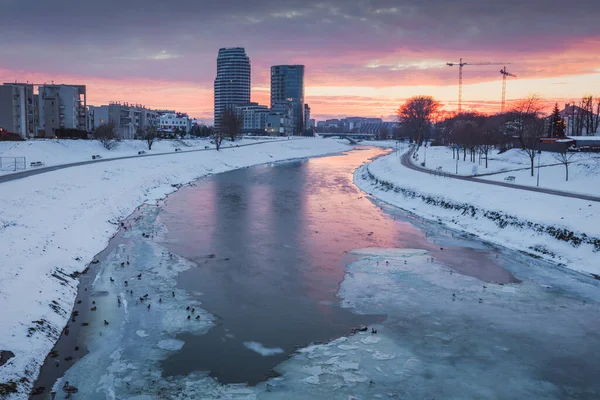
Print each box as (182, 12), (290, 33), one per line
(548, 103), (566, 137)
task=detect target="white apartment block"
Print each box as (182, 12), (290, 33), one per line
(38, 84), (87, 136)
(89, 103), (160, 139)
(1, 83), (37, 138)
(0, 84), (27, 138)
(159, 112), (192, 134)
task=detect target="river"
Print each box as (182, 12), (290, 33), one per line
(32, 147), (600, 399)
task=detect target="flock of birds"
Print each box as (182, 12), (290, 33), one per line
(45, 245), (206, 398)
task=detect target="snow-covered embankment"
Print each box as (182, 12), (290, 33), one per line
(354, 151), (600, 276)
(0, 138), (349, 398)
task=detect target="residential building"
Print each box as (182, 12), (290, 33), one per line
(2, 83), (37, 138)
(235, 102), (269, 134)
(266, 112), (289, 136)
(38, 84), (87, 137)
(270, 100), (295, 135)
(89, 102), (160, 139)
(214, 47), (251, 131)
(271, 65), (304, 135)
(0, 84), (27, 138)
(304, 104), (311, 130)
(159, 112), (192, 134)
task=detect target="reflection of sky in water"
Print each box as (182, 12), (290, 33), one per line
(158, 148), (515, 384)
(38, 148), (600, 399)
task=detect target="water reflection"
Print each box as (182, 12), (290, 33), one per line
(158, 148), (513, 384)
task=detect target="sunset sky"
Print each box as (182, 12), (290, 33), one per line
(1, 0), (599, 123)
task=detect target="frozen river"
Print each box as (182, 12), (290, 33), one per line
(33, 147), (600, 399)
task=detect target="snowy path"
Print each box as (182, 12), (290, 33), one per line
(401, 150), (600, 202)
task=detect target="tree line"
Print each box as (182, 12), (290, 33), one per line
(397, 94), (600, 180)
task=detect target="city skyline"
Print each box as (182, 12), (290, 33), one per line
(1, 0), (599, 122)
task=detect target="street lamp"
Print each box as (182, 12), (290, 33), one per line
(536, 149), (542, 187)
(455, 145), (459, 174)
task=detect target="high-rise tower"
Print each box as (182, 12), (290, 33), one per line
(270, 65), (305, 135)
(214, 47), (251, 130)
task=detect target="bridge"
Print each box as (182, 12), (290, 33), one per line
(317, 133), (377, 144)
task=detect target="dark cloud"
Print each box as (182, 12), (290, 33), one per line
(0, 1), (598, 89)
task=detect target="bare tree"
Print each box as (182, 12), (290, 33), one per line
(479, 115), (503, 168)
(377, 125), (389, 140)
(94, 122), (118, 150)
(581, 95), (600, 136)
(220, 108), (243, 142)
(508, 95), (546, 176)
(552, 149), (578, 181)
(397, 96), (441, 145)
(140, 126), (158, 150)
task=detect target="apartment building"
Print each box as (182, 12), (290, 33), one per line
(38, 84), (87, 137)
(0, 84), (27, 138)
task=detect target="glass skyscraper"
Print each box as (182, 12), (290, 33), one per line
(270, 65), (305, 135)
(214, 48), (251, 130)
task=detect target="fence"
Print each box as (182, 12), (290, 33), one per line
(0, 157), (26, 172)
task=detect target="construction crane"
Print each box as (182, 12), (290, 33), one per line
(446, 58), (510, 114)
(500, 66), (517, 113)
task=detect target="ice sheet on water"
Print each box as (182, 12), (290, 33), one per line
(361, 336), (381, 344)
(349, 247), (428, 258)
(243, 341), (285, 356)
(157, 339), (185, 351)
(49, 207), (216, 399)
(50, 239), (600, 399)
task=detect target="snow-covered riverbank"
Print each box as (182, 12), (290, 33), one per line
(0, 138), (349, 399)
(0, 137), (281, 176)
(354, 151), (600, 276)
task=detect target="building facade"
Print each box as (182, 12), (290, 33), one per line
(304, 104), (311, 131)
(89, 103), (160, 139)
(38, 84), (87, 137)
(214, 47), (251, 131)
(0, 84), (27, 138)
(270, 65), (305, 135)
(235, 102), (269, 134)
(1, 83), (37, 138)
(159, 112), (192, 134)
(270, 100), (295, 135)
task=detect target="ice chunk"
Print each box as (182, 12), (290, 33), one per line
(337, 361), (360, 370)
(301, 375), (320, 385)
(157, 339), (185, 351)
(342, 372), (369, 383)
(243, 341), (284, 356)
(338, 344), (358, 351)
(324, 356), (340, 365)
(349, 247), (428, 258)
(361, 336), (381, 344)
(302, 366), (323, 376)
(373, 351), (396, 360)
(136, 330), (149, 338)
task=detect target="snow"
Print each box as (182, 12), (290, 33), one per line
(0, 137), (349, 399)
(480, 154), (600, 197)
(409, 146), (600, 197)
(0, 136), (283, 175)
(243, 342), (285, 356)
(354, 151), (600, 276)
